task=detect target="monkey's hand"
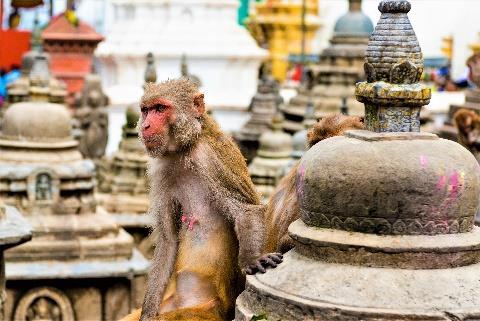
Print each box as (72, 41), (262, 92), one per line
(244, 253), (283, 275)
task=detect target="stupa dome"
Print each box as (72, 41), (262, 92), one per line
(257, 114), (293, 159)
(1, 102), (73, 143)
(291, 129), (308, 159)
(334, 10), (374, 37)
(298, 131), (480, 236)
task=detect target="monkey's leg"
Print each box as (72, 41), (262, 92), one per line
(117, 308), (141, 321)
(157, 300), (223, 321)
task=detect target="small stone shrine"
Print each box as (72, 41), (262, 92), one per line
(235, 73), (283, 163)
(284, 103), (317, 174)
(97, 105), (151, 256)
(0, 205), (31, 319)
(236, 1), (480, 320)
(281, 0), (373, 133)
(72, 72), (110, 160)
(0, 59), (148, 320)
(97, 53), (152, 257)
(248, 112), (293, 202)
(439, 53), (480, 141)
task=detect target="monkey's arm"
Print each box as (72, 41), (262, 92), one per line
(140, 204), (178, 321)
(233, 204), (266, 270)
(234, 204), (282, 274)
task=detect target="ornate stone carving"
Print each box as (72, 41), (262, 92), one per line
(301, 209), (473, 235)
(14, 287), (74, 321)
(73, 73), (109, 160)
(35, 174), (52, 201)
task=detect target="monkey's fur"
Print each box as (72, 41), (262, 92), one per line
(121, 79), (280, 321)
(265, 114), (364, 253)
(454, 109), (480, 160)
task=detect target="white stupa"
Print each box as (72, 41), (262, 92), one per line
(96, 0), (267, 109)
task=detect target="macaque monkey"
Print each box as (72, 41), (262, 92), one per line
(121, 78), (282, 321)
(265, 114), (364, 253)
(454, 109), (480, 159)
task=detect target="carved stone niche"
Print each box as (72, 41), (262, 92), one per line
(27, 169), (60, 206)
(14, 287), (75, 321)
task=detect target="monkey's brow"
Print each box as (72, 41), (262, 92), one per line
(141, 97), (173, 108)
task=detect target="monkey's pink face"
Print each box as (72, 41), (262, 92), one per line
(140, 97), (175, 151)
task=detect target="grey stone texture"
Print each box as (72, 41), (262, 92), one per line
(235, 1), (480, 320)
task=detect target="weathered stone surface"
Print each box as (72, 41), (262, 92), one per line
(298, 132), (480, 235)
(235, 1), (480, 320)
(237, 246), (480, 321)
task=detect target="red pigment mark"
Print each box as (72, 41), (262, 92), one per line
(448, 170), (460, 199)
(419, 155), (428, 169)
(295, 161), (307, 198)
(188, 217), (199, 231)
(436, 175), (446, 190)
(180, 214), (199, 231)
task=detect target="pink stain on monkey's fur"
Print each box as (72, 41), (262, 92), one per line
(419, 155), (428, 169)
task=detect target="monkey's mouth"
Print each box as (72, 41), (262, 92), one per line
(141, 135), (165, 149)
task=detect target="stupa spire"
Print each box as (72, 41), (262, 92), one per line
(356, 0), (430, 132)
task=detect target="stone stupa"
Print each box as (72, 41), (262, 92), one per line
(248, 112), (293, 202)
(281, 0), (374, 133)
(0, 56), (148, 321)
(97, 53), (152, 258)
(236, 1), (480, 320)
(234, 71), (283, 163)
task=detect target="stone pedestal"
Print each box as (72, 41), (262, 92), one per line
(0, 205), (31, 319)
(96, 0), (267, 109)
(236, 1), (480, 319)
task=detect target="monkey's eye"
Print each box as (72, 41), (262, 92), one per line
(141, 107), (149, 117)
(153, 104), (168, 113)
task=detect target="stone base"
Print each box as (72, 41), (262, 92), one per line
(236, 249), (480, 321)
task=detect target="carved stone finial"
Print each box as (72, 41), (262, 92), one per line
(365, 0), (422, 84)
(144, 52), (157, 84)
(29, 54), (51, 87)
(356, 0), (431, 133)
(378, 0), (411, 13)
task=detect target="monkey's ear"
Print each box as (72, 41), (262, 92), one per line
(193, 93), (205, 118)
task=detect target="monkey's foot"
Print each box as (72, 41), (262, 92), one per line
(245, 253), (283, 275)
